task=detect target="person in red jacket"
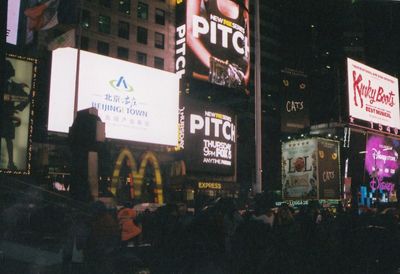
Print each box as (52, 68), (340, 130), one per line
(117, 204), (142, 247)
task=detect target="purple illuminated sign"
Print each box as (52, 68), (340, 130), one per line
(364, 134), (400, 192)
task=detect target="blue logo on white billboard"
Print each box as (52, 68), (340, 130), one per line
(109, 76), (134, 92)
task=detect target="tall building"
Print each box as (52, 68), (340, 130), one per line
(77, 0), (176, 72)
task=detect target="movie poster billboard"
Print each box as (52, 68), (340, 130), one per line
(282, 139), (318, 200)
(347, 58), (400, 134)
(0, 55), (36, 173)
(176, 0), (250, 90)
(180, 97), (236, 176)
(364, 133), (400, 193)
(280, 68), (309, 133)
(48, 48), (179, 146)
(317, 139), (341, 199)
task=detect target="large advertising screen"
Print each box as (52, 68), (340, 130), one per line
(7, 0), (77, 46)
(364, 133), (400, 192)
(48, 48), (179, 146)
(179, 97), (236, 176)
(282, 139), (318, 200)
(0, 55), (36, 174)
(347, 58), (400, 134)
(176, 0), (250, 90)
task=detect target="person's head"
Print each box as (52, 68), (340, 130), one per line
(5, 60), (15, 79)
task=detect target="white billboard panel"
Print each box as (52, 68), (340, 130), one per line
(7, 1), (21, 45)
(48, 48), (179, 146)
(347, 58), (400, 130)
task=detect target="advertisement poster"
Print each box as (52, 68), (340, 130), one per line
(176, 0), (250, 90)
(7, 0), (77, 46)
(282, 139), (318, 200)
(317, 139), (340, 199)
(0, 55), (36, 173)
(48, 48), (179, 146)
(280, 68), (309, 133)
(182, 97), (236, 176)
(364, 133), (400, 193)
(347, 58), (400, 132)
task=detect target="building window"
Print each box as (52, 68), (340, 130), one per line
(136, 52), (147, 65)
(137, 2), (148, 20)
(154, 57), (164, 70)
(137, 26), (148, 44)
(99, 0), (111, 8)
(155, 32), (164, 49)
(81, 10), (91, 29)
(118, 47), (129, 60)
(97, 41), (109, 55)
(155, 9), (165, 25)
(119, 0), (131, 15)
(98, 14), (111, 34)
(118, 21), (130, 40)
(80, 36), (89, 50)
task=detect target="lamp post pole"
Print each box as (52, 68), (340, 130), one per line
(254, 0), (262, 195)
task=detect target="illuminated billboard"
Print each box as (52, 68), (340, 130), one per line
(347, 58), (400, 134)
(364, 133), (399, 193)
(178, 97), (237, 176)
(176, 0), (250, 90)
(282, 138), (340, 200)
(0, 55), (37, 174)
(48, 48), (179, 146)
(6, 1), (21, 45)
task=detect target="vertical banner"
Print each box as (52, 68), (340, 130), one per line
(175, 0), (251, 91)
(282, 139), (318, 200)
(280, 68), (309, 133)
(317, 139), (341, 199)
(0, 55), (36, 173)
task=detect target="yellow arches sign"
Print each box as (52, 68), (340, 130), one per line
(111, 149), (164, 204)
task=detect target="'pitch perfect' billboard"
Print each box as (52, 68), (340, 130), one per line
(48, 48), (179, 146)
(347, 58), (400, 134)
(176, 0), (250, 90)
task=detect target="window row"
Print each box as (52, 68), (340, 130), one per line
(86, 1), (165, 25)
(83, 12), (165, 49)
(80, 37), (165, 70)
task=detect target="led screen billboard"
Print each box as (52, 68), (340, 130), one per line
(48, 48), (179, 146)
(0, 55), (36, 174)
(347, 58), (400, 134)
(178, 97), (237, 176)
(176, 0), (250, 90)
(364, 133), (400, 192)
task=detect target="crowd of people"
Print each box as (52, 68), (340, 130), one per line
(58, 196), (400, 274)
(2, 187), (400, 274)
